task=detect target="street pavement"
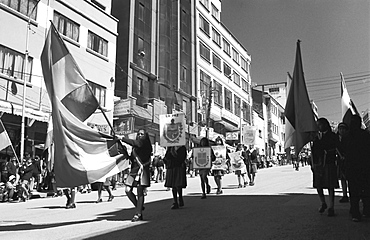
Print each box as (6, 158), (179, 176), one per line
(0, 165), (369, 240)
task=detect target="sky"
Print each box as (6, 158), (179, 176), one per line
(220, 0), (370, 123)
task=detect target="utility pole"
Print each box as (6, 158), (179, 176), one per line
(206, 82), (212, 139)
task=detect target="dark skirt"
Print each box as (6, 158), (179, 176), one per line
(164, 166), (187, 188)
(313, 163), (339, 189)
(125, 166), (151, 188)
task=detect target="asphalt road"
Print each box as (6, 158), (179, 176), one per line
(0, 165), (369, 240)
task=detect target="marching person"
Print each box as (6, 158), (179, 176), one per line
(248, 145), (258, 186)
(234, 144), (247, 188)
(95, 177), (114, 203)
(163, 145), (187, 209)
(336, 122), (349, 203)
(63, 187), (77, 209)
(19, 156), (34, 202)
(212, 137), (226, 194)
(119, 128), (152, 222)
(197, 137), (215, 199)
(311, 117), (339, 217)
(344, 115), (370, 222)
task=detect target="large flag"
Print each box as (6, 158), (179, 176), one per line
(284, 40), (318, 156)
(341, 72), (360, 126)
(41, 22), (129, 187)
(0, 119), (12, 151)
(284, 72), (295, 151)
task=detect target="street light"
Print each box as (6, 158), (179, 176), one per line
(20, 0), (40, 161)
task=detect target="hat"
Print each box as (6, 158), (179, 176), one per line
(8, 175), (15, 181)
(338, 122), (348, 129)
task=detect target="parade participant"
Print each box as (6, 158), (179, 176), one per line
(212, 137), (226, 194)
(336, 122), (349, 203)
(311, 118), (339, 217)
(119, 128), (152, 222)
(63, 187), (77, 209)
(95, 177), (114, 203)
(163, 145), (187, 209)
(344, 115), (370, 222)
(197, 137), (215, 199)
(234, 144), (247, 188)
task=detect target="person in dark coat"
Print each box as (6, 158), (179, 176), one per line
(120, 128), (152, 222)
(164, 145), (187, 209)
(19, 157), (34, 201)
(312, 117), (340, 217)
(344, 115), (370, 222)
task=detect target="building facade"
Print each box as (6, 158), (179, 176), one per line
(196, 0), (252, 144)
(0, 0), (118, 157)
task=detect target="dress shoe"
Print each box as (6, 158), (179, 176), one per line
(108, 196), (114, 202)
(319, 203), (327, 213)
(179, 198), (184, 207)
(171, 203), (179, 209)
(339, 196), (349, 203)
(201, 194), (206, 199)
(131, 214), (143, 222)
(66, 203), (76, 209)
(96, 199), (102, 203)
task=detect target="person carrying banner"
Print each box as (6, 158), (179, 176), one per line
(311, 118), (340, 217)
(336, 122), (349, 203)
(120, 128), (152, 222)
(197, 137), (215, 199)
(234, 144), (247, 188)
(212, 137), (226, 194)
(163, 145), (187, 209)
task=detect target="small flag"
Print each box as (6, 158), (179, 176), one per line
(0, 119), (12, 151)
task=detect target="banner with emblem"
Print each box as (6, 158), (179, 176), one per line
(159, 113), (186, 147)
(242, 126), (256, 146)
(211, 145), (228, 171)
(193, 147), (212, 169)
(228, 151), (246, 171)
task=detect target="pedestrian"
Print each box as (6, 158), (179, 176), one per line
(2, 175), (17, 202)
(343, 115), (370, 222)
(248, 145), (258, 186)
(212, 137), (226, 194)
(163, 145), (187, 209)
(95, 177), (114, 203)
(196, 137), (215, 199)
(311, 117), (339, 217)
(234, 143), (247, 188)
(336, 122), (349, 203)
(19, 156), (34, 202)
(119, 128), (152, 222)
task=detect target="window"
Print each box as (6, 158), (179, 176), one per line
(53, 12), (80, 42)
(242, 101), (250, 122)
(211, 4), (219, 20)
(223, 62), (231, 77)
(213, 80), (222, 105)
(0, 45), (33, 82)
(199, 0), (209, 10)
(212, 53), (221, 71)
(199, 15), (209, 36)
(232, 48), (239, 64)
(269, 87), (280, 93)
(241, 57), (248, 73)
(212, 28), (221, 46)
(181, 9), (188, 27)
(200, 70), (211, 96)
(181, 65), (187, 81)
(138, 2), (144, 21)
(224, 88), (232, 111)
(199, 42), (210, 62)
(181, 37), (188, 54)
(87, 31), (108, 57)
(234, 95), (240, 116)
(223, 39), (230, 55)
(1, 0), (38, 20)
(242, 78), (249, 93)
(233, 71), (240, 86)
(138, 37), (144, 51)
(87, 80), (106, 107)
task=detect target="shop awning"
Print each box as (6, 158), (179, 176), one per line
(0, 100), (50, 122)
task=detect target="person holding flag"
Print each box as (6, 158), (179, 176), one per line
(119, 128), (152, 222)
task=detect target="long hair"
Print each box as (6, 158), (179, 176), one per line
(137, 128), (153, 153)
(317, 117), (331, 132)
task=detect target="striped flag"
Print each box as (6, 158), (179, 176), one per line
(0, 119), (12, 151)
(284, 40), (318, 156)
(41, 22), (129, 188)
(341, 72), (360, 126)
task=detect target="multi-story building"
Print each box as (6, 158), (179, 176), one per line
(0, 0), (118, 156)
(112, 0), (197, 150)
(196, 0), (252, 144)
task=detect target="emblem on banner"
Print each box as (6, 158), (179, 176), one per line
(163, 119), (183, 143)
